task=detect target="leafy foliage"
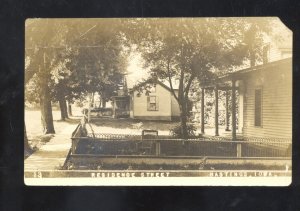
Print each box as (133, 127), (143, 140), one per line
(170, 124), (197, 138)
(123, 18), (274, 138)
(25, 19), (129, 107)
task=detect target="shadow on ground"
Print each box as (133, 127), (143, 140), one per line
(53, 117), (81, 124)
(90, 117), (180, 131)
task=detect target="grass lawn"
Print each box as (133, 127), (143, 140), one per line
(89, 117), (181, 135)
(25, 108), (186, 151)
(25, 108), (181, 150)
(88, 117), (222, 136)
(25, 107), (221, 149)
(25, 107), (221, 155)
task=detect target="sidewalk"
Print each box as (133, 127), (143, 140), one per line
(24, 124), (76, 171)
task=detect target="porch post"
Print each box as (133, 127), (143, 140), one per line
(215, 86), (219, 136)
(201, 88), (205, 134)
(232, 79), (237, 141)
(87, 92), (92, 122)
(225, 90), (230, 131)
(112, 99), (115, 118)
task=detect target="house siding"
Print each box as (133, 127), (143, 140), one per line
(242, 59), (292, 139)
(268, 43), (284, 62)
(132, 83), (172, 121)
(268, 43), (292, 63)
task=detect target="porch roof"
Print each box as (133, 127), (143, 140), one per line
(219, 57), (292, 81)
(201, 57), (292, 89)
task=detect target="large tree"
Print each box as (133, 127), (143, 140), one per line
(126, 18), (273, 138)
(25, 19), (129, 133)
(25, 19), (62, 134)
(60, 20), (128, 111)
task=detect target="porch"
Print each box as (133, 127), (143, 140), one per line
(199, 77), (242, 141)
(201, 58), (292, 142)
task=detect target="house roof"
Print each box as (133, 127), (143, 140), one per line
(219, 57), (292, 82)
(130, 78), (179, 93)
(201, 57), (292, 89)
(161, 79), (179, 90)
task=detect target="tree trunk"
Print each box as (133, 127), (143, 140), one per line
(68, 101), (72, 116)
(177, 68), (189, 139)
(38, 51), (55, 134)
(40, 77), (55, 134)
(59, 96), (65, 120)
(87, 92), (92, 122)
(62, 97), (68, 119)
(91, 92), (95, 108)
(179, 101), (188, 139)
(63, 99), (68, 119)
(58, 96), (68, 120)
(102, 100), (106, 108)
(99, 97), (102, 108)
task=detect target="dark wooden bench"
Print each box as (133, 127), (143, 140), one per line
(136, 130), (158, 155)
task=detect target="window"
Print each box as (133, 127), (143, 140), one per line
(147, 96), (159, 111)
(254, 89), (262, 126)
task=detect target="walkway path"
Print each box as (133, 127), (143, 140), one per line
(25, 125), (76, 171)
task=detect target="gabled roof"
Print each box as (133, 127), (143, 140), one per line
(159, 80), (179, 92)
(130, 78), (179, 93)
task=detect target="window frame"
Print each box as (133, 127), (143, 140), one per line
(147, 96), (159, 111)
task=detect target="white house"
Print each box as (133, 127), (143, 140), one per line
(201, 33), (292, 141)
(129, 80), (180, 121)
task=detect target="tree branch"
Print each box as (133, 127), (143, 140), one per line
(184, 74), (195, 98)
(178, 67), (185, 104)
(166, 58), (179, 103)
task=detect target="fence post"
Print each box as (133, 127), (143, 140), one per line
(232, 79), (237, 141)
(237, 143), (242, 157)
(201, 88), (205, 134)
(215, 86), (219, 136)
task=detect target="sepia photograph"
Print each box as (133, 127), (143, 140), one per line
(24, 17), (292, 186)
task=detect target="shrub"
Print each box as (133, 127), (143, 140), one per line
(170, 124), (197, 138)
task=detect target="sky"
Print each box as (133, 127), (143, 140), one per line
(126, 52), (149, 88)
